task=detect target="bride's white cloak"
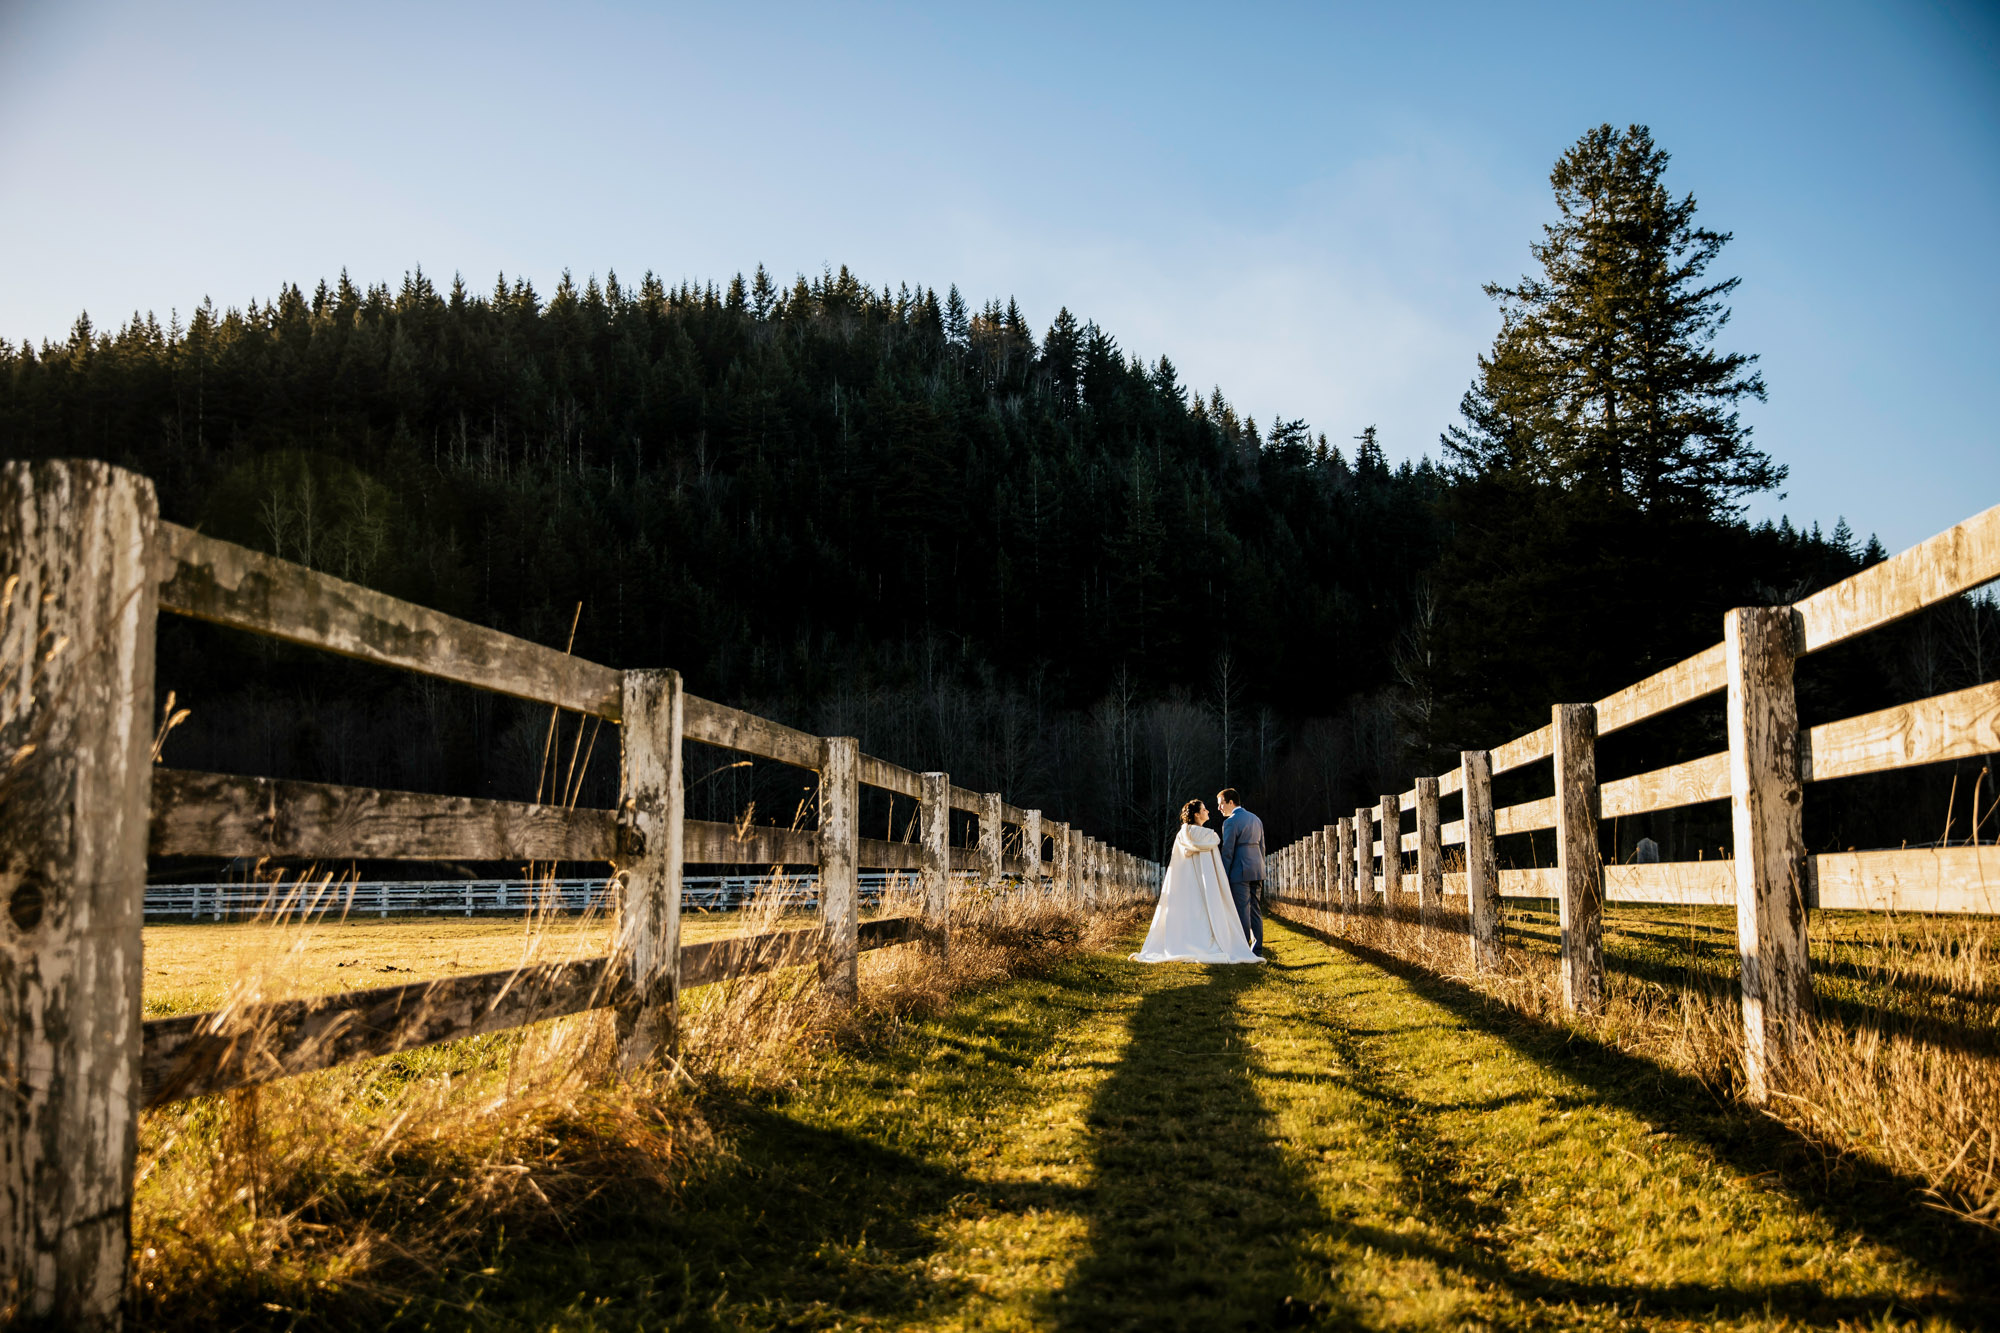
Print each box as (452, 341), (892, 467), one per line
(1130, 824), (1262, 964)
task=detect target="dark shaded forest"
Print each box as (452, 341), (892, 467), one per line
(5, 134), (1993, 864)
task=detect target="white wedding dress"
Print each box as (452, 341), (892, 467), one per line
(1130, 823), (1262, 964)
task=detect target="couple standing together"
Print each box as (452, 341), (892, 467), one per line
(1131, 788), (1266, 965)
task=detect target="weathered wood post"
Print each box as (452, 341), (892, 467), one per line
(613, 668), (685, 1069)
(920, 772), (951, 959)
(1355, 806), (1375, 911)
(1336, 819), (1354, 915)
(1416, 776), (1442, 933)
(1, 461), (159, 1332)
(1317, 826), (1331, 917)
(1553, 704), (1603, 1014)
(979, 793), (1004, 897)
(1024, 809), (1043, 899)
(1379, 794), (1400, 926)
(1068, 828), (1085, 910)
(1052, 821), (1072, 906)
(818, 737), (860, 1005)
(1460, 749), (1499, 973)
(1727, 606), (1810, 1102)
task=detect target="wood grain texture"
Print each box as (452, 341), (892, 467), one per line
(1437, 768), (1463, 797)
(980, 793), (1005, 893)
(158, 523), (622, 720)
(149, 769), (624, 863)
(611, 669), (683, 1070)
(1604, 861), (1734, 905)
(1336, 820), (1354, 911)
(682, 695), (822, 770)
(856, 753), (922, 798)
(1, 461), (158, 1330)
(1801, 679), (2000, 783)
(1416, 776), (1442, 929)
(1498, 867), (1562, 899)
(1727, 607), (1809, 1103)
(683, 820), (818, 866)
(1355, 807), (1375, 909)
(1023, 810), (1043, 899)
(1595, 644), (1727, 736)
(1494, 795), (1556, 837)
(949, 784), (984, 814)
(1322, 825), (1338, 912)
(1811, 846), (2000, 913)
(1493, 725), (1553, 775)
(1554, 703), (1604, 1015)
(818, 737), (860, 1005)
(1793, 503), (2000, 654)
(923, 776), (956, 949)
(1379, 795), (1400, 911)
(856, 838), (924, 871)
(1599, 752), (1729, 819)
(1461, 750), (1499, 973)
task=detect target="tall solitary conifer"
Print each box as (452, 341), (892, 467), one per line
(1445, 124), (1779, 517)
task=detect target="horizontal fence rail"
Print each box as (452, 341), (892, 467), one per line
(0, 460), (1162, 1331)
(141, 870), (1058, 919)
(1265, 500), (2000, 1112)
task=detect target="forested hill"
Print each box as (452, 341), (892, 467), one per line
(1, 265), (1438, 712)
(0, 261), (1944, 855)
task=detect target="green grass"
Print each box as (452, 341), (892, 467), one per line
(371, 917), (1996, 1332)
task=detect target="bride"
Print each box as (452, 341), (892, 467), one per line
(1131, 799), (1262, 964)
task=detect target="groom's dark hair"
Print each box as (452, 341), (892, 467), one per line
(1217, 788), (1239, 806)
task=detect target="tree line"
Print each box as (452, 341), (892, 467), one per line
(2, 125), (1989, 864)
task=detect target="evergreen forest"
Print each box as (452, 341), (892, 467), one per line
(3, 125), (1992, 864)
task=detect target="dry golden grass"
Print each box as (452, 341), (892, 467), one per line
(128, 869), (1114, 1329)
(1276, 893), (2000, 1231)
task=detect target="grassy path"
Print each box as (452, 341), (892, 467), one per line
(442, 918), (1992, 1331)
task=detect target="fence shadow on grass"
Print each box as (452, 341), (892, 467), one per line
(1274, 913), (1999, 1325)
(1046, 964), (1356, 1331)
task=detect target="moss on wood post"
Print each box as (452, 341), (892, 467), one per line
(818, 737), (860, 1005)
(1727, 606), (1810, 1103)
(0, 461), (158, 1331)
(920, 772), (950, 960)
(1023, 809), (1043, 900)
(1460, 749), (1499, 973)
(613, 668), (685, 1070)
(1554, 703), (1604, 1014)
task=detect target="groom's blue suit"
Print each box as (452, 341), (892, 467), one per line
(1218, 805), (1266, 952)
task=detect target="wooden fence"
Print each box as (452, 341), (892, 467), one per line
(1267, 501), (2000, 1107)
(0, 459), (1159, 1330)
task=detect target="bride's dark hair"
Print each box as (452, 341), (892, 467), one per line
(1180, 798), (1206, 825)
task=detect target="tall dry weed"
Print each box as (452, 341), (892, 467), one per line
(129, 859), (1116, 1327)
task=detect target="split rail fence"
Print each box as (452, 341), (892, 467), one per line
(0, 459), (1158, 1329)
(1268, 501), (2000, 1108)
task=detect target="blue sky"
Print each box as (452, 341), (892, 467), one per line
(2, 0), (1995, 551)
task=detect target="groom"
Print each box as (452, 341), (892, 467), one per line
(1215, 788), (1266, 955)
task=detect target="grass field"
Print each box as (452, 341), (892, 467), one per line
(192, 915), (1987, 1331)
(141, 910), (830, 1017)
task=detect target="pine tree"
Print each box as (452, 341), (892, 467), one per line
(749, 264), (776, 319)
(1445, 124), (1780, 518)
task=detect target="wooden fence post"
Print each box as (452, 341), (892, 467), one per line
(1322, 825), (1337, 916)
(1052, 821), (1071, 906)
(1024, 809), (1043, 898)
(920, 772), (950, 959)
(1416, 776), (1442, 932)
(1355, 806), (1374, 911)
(1726, 606), (1810, 1102)
(819, 737), (860, 1005)
(1068, 828), (1085, 910)
(1553, 703), (1603, 1014)
(0, 461), (158, 1332)
(1379, 794), (1400, 924)
(1461, 749), (1499, 973)
(613, 668), (685, 1070)
(1337, 819), (1354, 915)
(980, 793), (1003, 896)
